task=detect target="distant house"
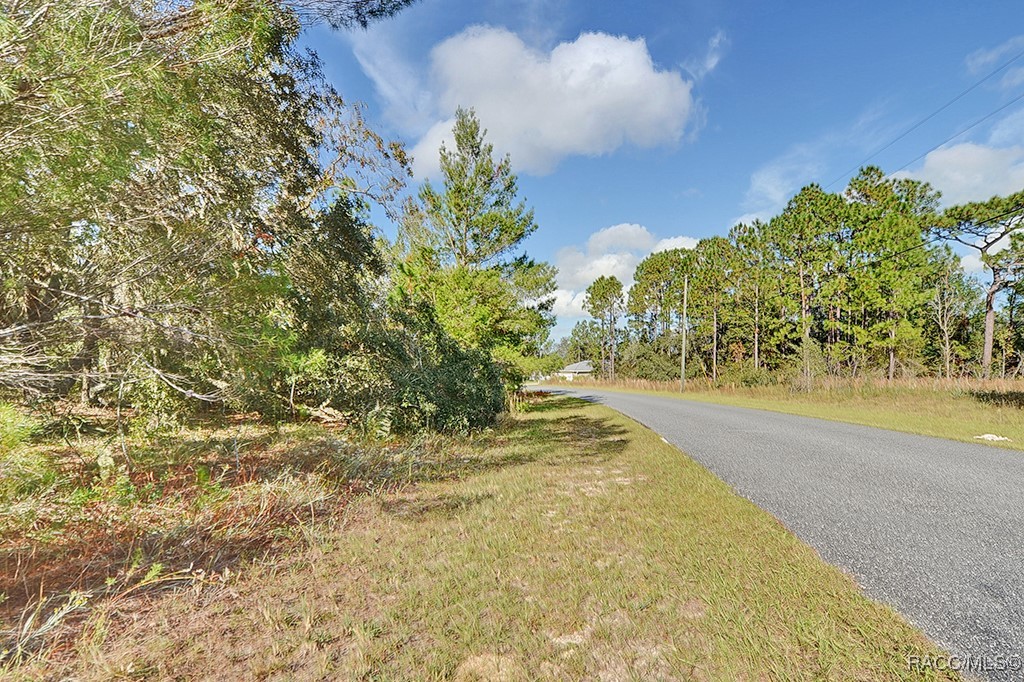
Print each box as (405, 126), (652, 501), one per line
(555, 360), (594, 381)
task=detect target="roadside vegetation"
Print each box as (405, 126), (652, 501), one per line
(0, 399), (458, 672)
(560, 173), (1023, 388)
(3, 394), (959, 680)
(1, 0), (559, 672)
(557, 179), (1024, 446)
(2, 0), (557, 439)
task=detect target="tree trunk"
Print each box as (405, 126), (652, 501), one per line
(600, 319), (607, 376)
(611, 328), (616, 380)
(887, 325), (896, 381)
(942, 326), (952, 379)
(800, 263), (810, 385)
(609, 314), (616, 379)
(753, 289), (760, 371)
(712, 306), (718, 382)
(983, 286), (998, 379)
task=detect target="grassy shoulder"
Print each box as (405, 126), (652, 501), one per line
(6, 394), (957, 680)
(552, 378), (1024, 451)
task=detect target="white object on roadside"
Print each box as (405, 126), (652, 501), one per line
(974, 434), (1012, 442)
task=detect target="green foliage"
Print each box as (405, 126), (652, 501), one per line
(417, 108), (538, 268)
(937, 190), (1024, 377)
(628, 249), (690, 340)
(558, 320), (603, 368)
(0, 0), (511, 435)
(0, 403), (36, 453)
(584, 275), (625, 376)
(302, 0), (422, 29)
(610, 166), (1024, 383)
(618, 339), (680, 381)
(388, 301), (505, 432)
(398, 108), (556, 394)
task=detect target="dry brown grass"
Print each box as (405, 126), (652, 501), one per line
(0, 410), (473, 669)
(5, 394), (960, 680)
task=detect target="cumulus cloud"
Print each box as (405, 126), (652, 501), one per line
(585, 222), (655, 256)
(961, 253), (985, 274)
(895, 38), (1024, 206)
(551, 223), (697, 335)
(740, 102), (1024, 224)
(960, 226), (1017, 275)
(410, 26), (695, 176)
(556, 223), (654, 290)
(894, 105), (1024, 205)
(732, 107), (913, 229)
(550, 288), (588, 320)
(653, 235), (699, 252)
(897, 142), (1024, 205)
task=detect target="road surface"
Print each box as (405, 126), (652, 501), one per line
(541, 386), (1024, 681)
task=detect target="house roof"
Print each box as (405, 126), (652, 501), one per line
(560, 360), (594, 373)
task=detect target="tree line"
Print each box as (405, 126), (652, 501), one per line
(1, 0), (553, 433)
(564, 168), (1024, 385)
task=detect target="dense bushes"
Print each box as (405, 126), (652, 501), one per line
(0, 0), (506, 434)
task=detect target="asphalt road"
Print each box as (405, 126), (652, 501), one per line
(540, 386), (1024, 681)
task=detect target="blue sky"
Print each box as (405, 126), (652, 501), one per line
(302, 1), (1024, 338)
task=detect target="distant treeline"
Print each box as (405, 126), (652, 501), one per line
(563, 168), (1024, 385)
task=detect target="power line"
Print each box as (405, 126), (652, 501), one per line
(891, 89), (1024, 175)
(823, 45), (1024, 190)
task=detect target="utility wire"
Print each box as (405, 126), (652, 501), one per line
(823, 45), (1024, 190)
(891, 89), (1024, 175)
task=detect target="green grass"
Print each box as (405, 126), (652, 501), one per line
(18, 395), (957, 680)
(556, 379), (1024, 451)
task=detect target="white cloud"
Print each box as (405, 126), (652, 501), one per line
(730, 211), (774, 227)
(896, 142), (1024, 205)
(989, 107), (1024, 147)
(1001, 67), (1024, 91)
(732, 106), (921, 230)
(966, 35), (1024, 90)
(684, 30), (728, 80)
(550, 288), (588, 319)
(747, 150), (821, 207)
(894, 40), (1024, 206)
(894, 106), (1024, 205)
(959, 227), (1017, 275)
(741, 98), (1024, 217)
(555, 244), (641, 292)
(961, 253), (985, 274)
(585, 222), (656, 255)
(653, 235), (699, 252)
(733, 144), (825, 227)
(348, 32), (434, 134)
(409, 26), (695, 176)
(551, 223), (697, 336)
